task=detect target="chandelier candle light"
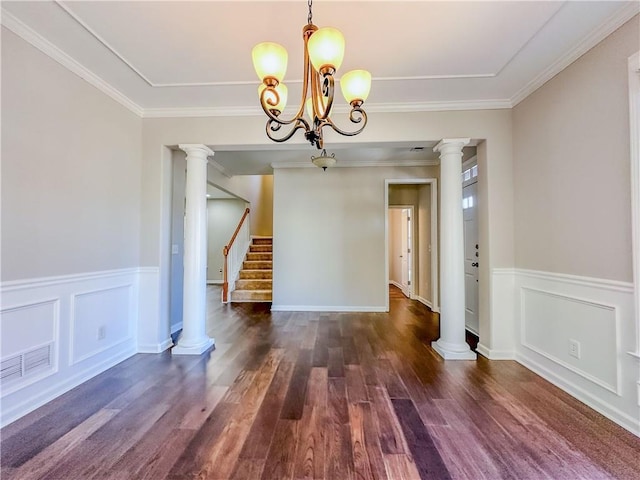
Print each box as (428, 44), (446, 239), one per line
(252, 0), (371, 149)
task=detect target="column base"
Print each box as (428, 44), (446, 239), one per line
(172, 337), (215, 355)
(432, 340), (477, 360)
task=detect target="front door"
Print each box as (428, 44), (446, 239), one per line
(463, 181), (479, 334)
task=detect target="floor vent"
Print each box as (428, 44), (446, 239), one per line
(1, 344), (53, 385)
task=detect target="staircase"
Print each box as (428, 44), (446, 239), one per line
(229, 237), (272, 302)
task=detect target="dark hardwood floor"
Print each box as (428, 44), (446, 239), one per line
(2, 285), (639, 479)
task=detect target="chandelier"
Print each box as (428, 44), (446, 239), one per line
(251, 0), (371, 150)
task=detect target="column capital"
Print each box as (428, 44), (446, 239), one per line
(434, 138), (471, 154)
(178, 144), (215, 159)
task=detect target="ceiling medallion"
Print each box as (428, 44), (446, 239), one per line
(251, 0), (371, 150)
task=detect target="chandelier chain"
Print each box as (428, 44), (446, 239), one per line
(308, 0), (313, 24)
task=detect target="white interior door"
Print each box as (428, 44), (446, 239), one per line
(400, 208), (413, 298)
(463, 182), (479, 334)
(400, 209), (410, 297)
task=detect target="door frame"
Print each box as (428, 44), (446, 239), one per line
(388, 205), (415, 298)
(384, 179), (439, 312)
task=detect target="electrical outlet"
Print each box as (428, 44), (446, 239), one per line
(97, 326), (106, 340)
(568, 339), (581, 359)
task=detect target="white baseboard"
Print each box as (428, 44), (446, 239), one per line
(171, 321), (183, 335)
(389, 280), (402, 289)
(1, 345), (135, 427)
(138, 338), (173, 354)
(516, 352), (639, 436)
(271, 305), (387, 313)
(415, 295), (433, 309)
(207, 280), (223, 285)
(476, 343), (515, 360)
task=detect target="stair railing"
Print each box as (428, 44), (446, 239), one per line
(222, 208), (251, 303)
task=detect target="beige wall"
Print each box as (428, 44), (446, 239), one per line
(512, 16), (638, 282)
(207, 198), (249, 282)
(417, 184), (432, 303)
(1, 28), (142, 281)
(272, 166), (438, 309)
(229, 175), (273, 236)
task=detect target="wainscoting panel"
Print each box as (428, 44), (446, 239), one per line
(0, 299), (59, 395)
(512, 269), (639, 435)
(70, 285), (134, 365)
(521, 287), (620, 393)
(0, 269), (140, 427)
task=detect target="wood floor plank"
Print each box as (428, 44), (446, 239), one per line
(166, 401), (237, 478)
(391, 398), (452, 480)
(239, 357), (295, 459)
(348, 403), (376, 480)
(367, 385), (408, 455)
(345, 365), (369, 404)
(326, 377), (355, 480)
(383, 454), (422, 480)
(327, 346), (345, 378)
(5, 408), (119, 480)
(280, 349), (313, 420)
(360, 398), (389, 480)
(260, 419), (298, 480)
(293, 405), (326, 479)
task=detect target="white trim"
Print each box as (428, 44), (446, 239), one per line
(511, 2), (640, 106)
(207, 280), (224, 285)
(1, 267), (146, 292)
(143, 99), (512, 119)
(516, 352), (640, 436)
(629, 51), (640, 359)
(271, 305), (387, 313)
(171, 321), (183, 334)
(515, 268), (633, 293)
(137, 338), (173, 354)
(476, 343), (515, 360)
(415, 295), (435, 312)
(0, 9), (143, 117)
(389, 280), (403, 290)
(272, 158), (440, 170)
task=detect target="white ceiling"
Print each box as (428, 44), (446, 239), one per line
(2, 1), (637, 175)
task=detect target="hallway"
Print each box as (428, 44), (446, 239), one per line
(1, 286), (639, 479)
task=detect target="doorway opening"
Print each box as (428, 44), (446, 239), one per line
(385, 179), (439, 312)
(388, 206), (414, 298)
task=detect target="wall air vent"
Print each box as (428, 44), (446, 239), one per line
(410, 147), (425, 152)
(1, 355), (22, 382)
(1, 343), (53, 386)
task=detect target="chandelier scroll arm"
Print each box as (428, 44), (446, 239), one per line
(266, 117), (311, 144)
(324, 106), (368, 137)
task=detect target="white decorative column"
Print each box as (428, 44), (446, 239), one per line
(432, 138), (477, 360)
(173, 144), (215, 355)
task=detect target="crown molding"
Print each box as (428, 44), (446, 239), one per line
(1, 9), (144, 117)
(143, 99), (512, 119)
(271, 158), (440, 170)
(511, 2), (639, 106)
